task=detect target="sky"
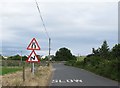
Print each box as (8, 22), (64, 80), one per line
(0, 0), (119, 56)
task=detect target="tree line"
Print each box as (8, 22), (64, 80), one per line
(2, 55), (28, 61)
(1, 40), (120, 81)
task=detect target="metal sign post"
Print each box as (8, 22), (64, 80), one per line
(32, 63), (35, 75)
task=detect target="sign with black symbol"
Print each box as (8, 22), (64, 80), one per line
(27, 38), (40, 50)
(26, 50), (40, 62)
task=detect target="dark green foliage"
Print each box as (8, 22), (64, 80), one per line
(7, 55), (28, 61)
(65, 41), (120, 81)
(92, 48), (100, 56)
(111, 44), (120, 59)
(74, 61), (85, 68)
(54, 47), (76, 61)
(99, 40), (110, 59)
(92, 41), (110, 59)
(8, 54), (21, 60)
(22, 56), (28, 61)
(84, 56), (102, 66)
(85, 42), (119, 81)
(65, 60), (76, 66)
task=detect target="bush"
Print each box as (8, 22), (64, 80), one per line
(65, 60), (76, 66)
(74, 61), (85, 68)
(84, 56), (102, 66)
(65, 42), (120, 81)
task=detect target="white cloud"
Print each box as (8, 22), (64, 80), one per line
(1, 0), (119, 3)
(1, 0), (118, 56)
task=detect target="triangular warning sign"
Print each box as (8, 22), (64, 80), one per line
(27, 38), (40, 50)
(26, 50), (40, 62)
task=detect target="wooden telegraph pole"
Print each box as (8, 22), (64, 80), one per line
(49, 38), (51, 57)
(48, 38), (51, 65)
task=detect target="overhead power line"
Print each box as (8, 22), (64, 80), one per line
(35, 0), (50, 38)
(34, 0), (51, 58)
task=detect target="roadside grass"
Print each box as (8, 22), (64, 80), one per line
(0, 67), (22, 75)
(65, 56), (85, 66)
(76, 56), (85, 62)
(2, 65), (52, 86)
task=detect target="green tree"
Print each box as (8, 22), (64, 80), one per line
(112, 44), (120, 58)
(54, 47), (75, 61)
(99, 40), (110, 59)
(92, 48), (100, 56)
(111, 44), (120, 81)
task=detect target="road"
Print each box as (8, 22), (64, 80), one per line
(50, 62), (119, 87)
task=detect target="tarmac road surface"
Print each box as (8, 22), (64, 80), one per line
(50, 62), (119, 87)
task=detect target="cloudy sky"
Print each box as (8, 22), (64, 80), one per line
(0, 0), (118, 56)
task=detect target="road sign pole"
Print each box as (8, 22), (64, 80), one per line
(32, 63), (35, 75)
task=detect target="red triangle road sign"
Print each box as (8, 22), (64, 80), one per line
(26, 50), (40, 62)
(27, 38), (40, 50)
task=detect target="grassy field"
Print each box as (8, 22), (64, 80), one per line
(0, 67), (22, 75)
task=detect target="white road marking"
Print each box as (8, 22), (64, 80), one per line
(52, 80), (58, 83)
(58, 80), (66, 83)
(52, 79), (83, 83)
(66, 79), (74, 83)
(73, 79), (83, 83)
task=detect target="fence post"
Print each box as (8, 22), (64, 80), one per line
(23, 65), (25, 81)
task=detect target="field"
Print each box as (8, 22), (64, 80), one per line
(0, 67), (22, 75)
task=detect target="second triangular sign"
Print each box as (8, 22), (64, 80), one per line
(27, 38), (40, 50)
(26, 50), (40, 62)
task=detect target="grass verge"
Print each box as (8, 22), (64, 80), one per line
(2, 65), (52, 86)
(0, 67), (22, 75)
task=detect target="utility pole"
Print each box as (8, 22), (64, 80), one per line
(48, 38), (51, 65)
(49, 38), (51, 56)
